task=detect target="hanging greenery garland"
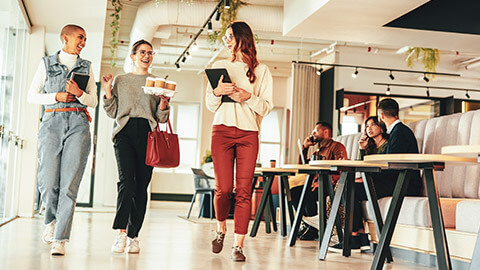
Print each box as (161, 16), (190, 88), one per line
(207, 0), (247, 46)
(109, 0), (122, 68)
(405, 47), (441, 80)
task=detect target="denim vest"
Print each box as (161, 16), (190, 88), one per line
(42, 50), (91, 110)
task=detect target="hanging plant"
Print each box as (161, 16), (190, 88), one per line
(207, 0), (247, 46)
(405, 47), (441, 80)
(154, 0), (194, 5)
(110, 0), (122, 68)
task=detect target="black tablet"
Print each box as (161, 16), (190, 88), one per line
(205, 68), (236, 103)
(71, 72), (90, 91)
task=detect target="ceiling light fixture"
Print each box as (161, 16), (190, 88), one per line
(352, 67), (359, 78)
(175, 63), (181, 71)
(386, 86), (391, 95)
(426, 87), (430, 97)
(215, 8), (221, 21)
(207, 21), (213, 33)
(466, 90), (471, 99)
(373, 82), (480, 97)
(389, 70), (395, 80)
(316, 65), (323, 75)
(186, 51), (192, 60)
(423, 73), (430, 83)
(181, 56), (186, 63)
(224, 0), (230, 9)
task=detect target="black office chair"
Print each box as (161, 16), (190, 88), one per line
(188, 168), (216, 219)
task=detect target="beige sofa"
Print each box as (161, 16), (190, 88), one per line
(335, 109), (480, 262)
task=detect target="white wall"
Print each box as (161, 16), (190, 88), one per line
(283, 0), (330, 35)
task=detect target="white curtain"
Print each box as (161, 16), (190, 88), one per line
(286, 63), (321, 164)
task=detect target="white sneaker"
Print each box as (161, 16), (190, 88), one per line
(42, 221), (56, 245)
(111, 231), (127, 253)
(303, 215), (320, 230)
(50, 241), (65, 256)
(126, 237), (140, 254)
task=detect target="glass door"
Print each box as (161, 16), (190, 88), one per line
(0, 0), (30, 224)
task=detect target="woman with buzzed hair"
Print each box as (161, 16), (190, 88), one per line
(27, 24), (97, 256)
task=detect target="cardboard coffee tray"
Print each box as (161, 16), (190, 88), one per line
(142, 87), (176, 97)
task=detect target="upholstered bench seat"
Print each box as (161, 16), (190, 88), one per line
(362, 197), (461, 229)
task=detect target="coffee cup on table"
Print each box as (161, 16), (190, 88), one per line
(165, 81), (176, 91)
(145, 77), (155, 87)
(155, 78), (166, 88)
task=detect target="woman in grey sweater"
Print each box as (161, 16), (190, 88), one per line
(102, 39), (170, 254)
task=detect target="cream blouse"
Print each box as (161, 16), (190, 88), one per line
(205, 60), (273, 131)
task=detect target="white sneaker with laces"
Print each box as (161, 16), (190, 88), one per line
(42, 221), (56, 245)
(50, 241), (65, 256)
(303, 215), (320, 230)
(126, 237), (140, 254)
(111, 231), (127, 253)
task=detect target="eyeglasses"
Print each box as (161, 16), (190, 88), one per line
(222, 33), (234, 43)
(134, 50), (155, 56)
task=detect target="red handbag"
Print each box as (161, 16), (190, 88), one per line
(145, 120), (180, 168)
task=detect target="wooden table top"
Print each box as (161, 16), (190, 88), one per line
(254, 167), (298, 174)
(441, 145), (480, 159)
(282, 164), (330, 170)
(364, 153), (477, 166)
(309, 159), (388, 168)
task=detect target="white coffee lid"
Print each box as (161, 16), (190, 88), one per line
(155, 78), (166, 81)
(166, 80), (176, 85)
(146, 77), (156, 81)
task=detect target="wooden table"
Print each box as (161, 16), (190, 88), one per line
(250, 168), (297, 237)
(441, 146), (480, 270)
(281, 164), (344, 247)
(364, 154), (477, 270)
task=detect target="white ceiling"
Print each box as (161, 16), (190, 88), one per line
(283, 0), (480, 53)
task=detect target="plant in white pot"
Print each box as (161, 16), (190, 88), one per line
(201, 150), (214, 177)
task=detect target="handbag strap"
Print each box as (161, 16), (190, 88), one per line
(156, 119), (173, 134)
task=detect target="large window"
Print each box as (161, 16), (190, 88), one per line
(258, 108), (283, 167)
(155, 102), (201, 174)
(0, 0), (30, 223)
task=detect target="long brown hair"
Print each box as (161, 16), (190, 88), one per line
(364, 116), (388, 155)
(228, 21), (258, 83)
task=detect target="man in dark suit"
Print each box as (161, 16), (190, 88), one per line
(332, 98), (422, 251)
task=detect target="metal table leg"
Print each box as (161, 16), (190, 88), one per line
(287, 173), (315, 246)
(370, 170), (411, 270)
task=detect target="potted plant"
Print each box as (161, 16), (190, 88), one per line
(201, 149), (214, 176)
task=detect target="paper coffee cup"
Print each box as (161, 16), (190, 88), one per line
(165, 81), (176, 91)
(145, 77), (155, 87)
(155, 78), (166, 88)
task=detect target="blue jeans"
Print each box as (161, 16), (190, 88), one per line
(37, 110), (91, 241)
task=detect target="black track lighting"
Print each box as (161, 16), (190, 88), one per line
(224, 0), (230, 9)
(423, 73), (430, 83)
(175, 63), (181, 71)
(181, 56), (186, 63)
(389, 70), (395, 80)
(352, 67), (359, 78)
(215, 9), (221, 21)
(186, 51), (192, 60)
(208, 21), (213, 33)
(316, 66), (323, 75)
(426, 88), (430, 97)
(466, 90), (471, 99)
(386, 86), (391, 95)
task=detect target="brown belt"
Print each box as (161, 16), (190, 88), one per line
(44, 107), (92, 122)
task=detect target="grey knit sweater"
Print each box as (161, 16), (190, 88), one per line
(103, 73), (170, 140)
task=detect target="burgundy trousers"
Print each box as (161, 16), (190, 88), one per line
(211, 125), (259, 234)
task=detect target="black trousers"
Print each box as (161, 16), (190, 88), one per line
(352, 171), (421, 232)
(290, 185), (319, 217)
(112, 118), (153, 238)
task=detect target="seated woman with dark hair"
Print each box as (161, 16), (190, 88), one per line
(358, 116), (389, 160)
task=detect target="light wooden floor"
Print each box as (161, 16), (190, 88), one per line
(0, 201), (434, 270)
